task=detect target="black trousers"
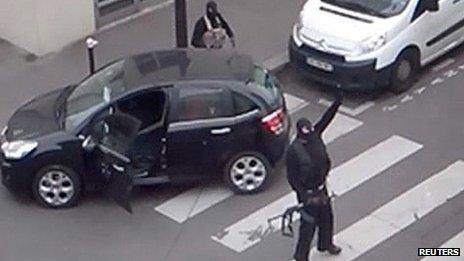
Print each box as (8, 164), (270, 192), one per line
(293, 199), (334, 261)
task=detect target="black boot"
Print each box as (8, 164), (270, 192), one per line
(327, 244), (342, 255)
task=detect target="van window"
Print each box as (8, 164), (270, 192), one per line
(174, 88), (233, 122)
(411, 0), (433, 21)
(321, 0), (410, 17)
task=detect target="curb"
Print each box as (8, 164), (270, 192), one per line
(97, 0), (175, 34)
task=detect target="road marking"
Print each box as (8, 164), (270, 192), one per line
(383, 105), (398, 112)
(414, 86), (427, 95)
(311, 160), (464, 261)
(431, 78), (444, 85)
(422, 230), (464, 260)
(155, 185), (233, 223)
(319, 98), (374, 117)
(400, 94), (414, 103)
(327, 135), (422, 197)
(432, 58), (455, 72)
(284, 93), (309, 114)
(443, 69), (459, 78)
(212, 135), (420, 253)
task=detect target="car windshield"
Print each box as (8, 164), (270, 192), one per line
(64, 60), (126, 131)
(247, 66), (283, 108)
(321, 0), (410, 17)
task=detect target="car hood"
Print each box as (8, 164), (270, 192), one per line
(300, 2), (395, 55)
(6, 87), (69, 141)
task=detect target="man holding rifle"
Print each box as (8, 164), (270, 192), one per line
(286, 90), (343, 261)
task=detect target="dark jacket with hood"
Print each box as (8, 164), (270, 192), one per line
(286, 95), (342, 202)
(191, 2), (234, 48)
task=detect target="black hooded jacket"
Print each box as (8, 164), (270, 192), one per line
(286, 95), (342, 201)
(191, 4), (234, 48)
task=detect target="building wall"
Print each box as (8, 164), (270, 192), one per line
(0, 0), (96, 56)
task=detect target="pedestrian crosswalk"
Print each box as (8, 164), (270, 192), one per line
(311, 161), (464, 261)
(149, 92), (464, 260)
(211, 135), (422, 253)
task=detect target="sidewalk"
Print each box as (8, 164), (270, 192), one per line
(0, 0), (302, 125)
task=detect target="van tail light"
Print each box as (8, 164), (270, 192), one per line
(262, 108), (285, 135)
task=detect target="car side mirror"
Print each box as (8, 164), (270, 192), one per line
(82, 136), (96, 152)
(425, 0), (439, 12)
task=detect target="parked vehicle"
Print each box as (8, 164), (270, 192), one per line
(1, 49), (290, 208)
(289, 0), (464, 93)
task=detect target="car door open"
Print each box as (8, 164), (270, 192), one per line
(83, 113), (141, 213)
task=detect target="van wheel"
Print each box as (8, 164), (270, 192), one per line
(224, 152), (271, 194)
(32, 165), (81, 209)
(389, 51), (419, 94)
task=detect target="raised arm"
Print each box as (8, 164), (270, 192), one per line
(314, 91), (342, 134)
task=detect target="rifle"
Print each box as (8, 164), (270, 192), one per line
(267, 203), (309, 237)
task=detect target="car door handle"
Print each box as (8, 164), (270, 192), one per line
(211, 127), (231, 135)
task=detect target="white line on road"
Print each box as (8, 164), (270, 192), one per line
(284, 93), (309, 114)
(311, 160), (464, 261)
(155, 185), (233, 223)
(432, 58), (455, 72)
(327, 135), (422, 197)
(319, 98), (374, 117)
(212, 135), (420, 253)
(422, 230), (464, 260)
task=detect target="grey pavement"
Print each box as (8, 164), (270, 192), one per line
(1, 1), (464, 261)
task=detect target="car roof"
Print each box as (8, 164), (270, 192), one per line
(121, 49), (256, 88)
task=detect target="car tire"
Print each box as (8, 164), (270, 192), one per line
(389, 50), (419, 94)
(223, 151), (271, 194)
(32, 165), (82, 209)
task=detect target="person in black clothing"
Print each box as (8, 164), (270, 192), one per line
(191, 1), (235, 48)
(286, 91), (343, 261)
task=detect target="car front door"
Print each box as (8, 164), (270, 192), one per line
(84, 112), (142, 213)
(166, 84), (234, 181)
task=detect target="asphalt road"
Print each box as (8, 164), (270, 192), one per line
(1, 1), (464, 260)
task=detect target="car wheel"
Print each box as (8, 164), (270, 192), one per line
(224, 152), (271, 194)
(389, 50), (419, 94)
(32, 165), (81, 208)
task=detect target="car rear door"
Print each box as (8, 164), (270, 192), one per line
(115, 89), (168, 178)
(165, 83), (234, 181)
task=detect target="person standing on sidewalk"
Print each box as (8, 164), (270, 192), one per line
(191, 1), (235, 49)
(286, 90), (343, 261)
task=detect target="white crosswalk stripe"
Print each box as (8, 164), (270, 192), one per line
(319, 98), (374, 117)
(155, 185), (233, 223)
(310, 160), (464, 261)
(284, 93), (308, 114)
(211, 135), (420, 253)
(422, 230), (464, 260)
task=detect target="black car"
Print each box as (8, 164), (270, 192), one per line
(0, 49), (290, 209)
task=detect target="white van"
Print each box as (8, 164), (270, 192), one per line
(289, 0), (464, 92)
